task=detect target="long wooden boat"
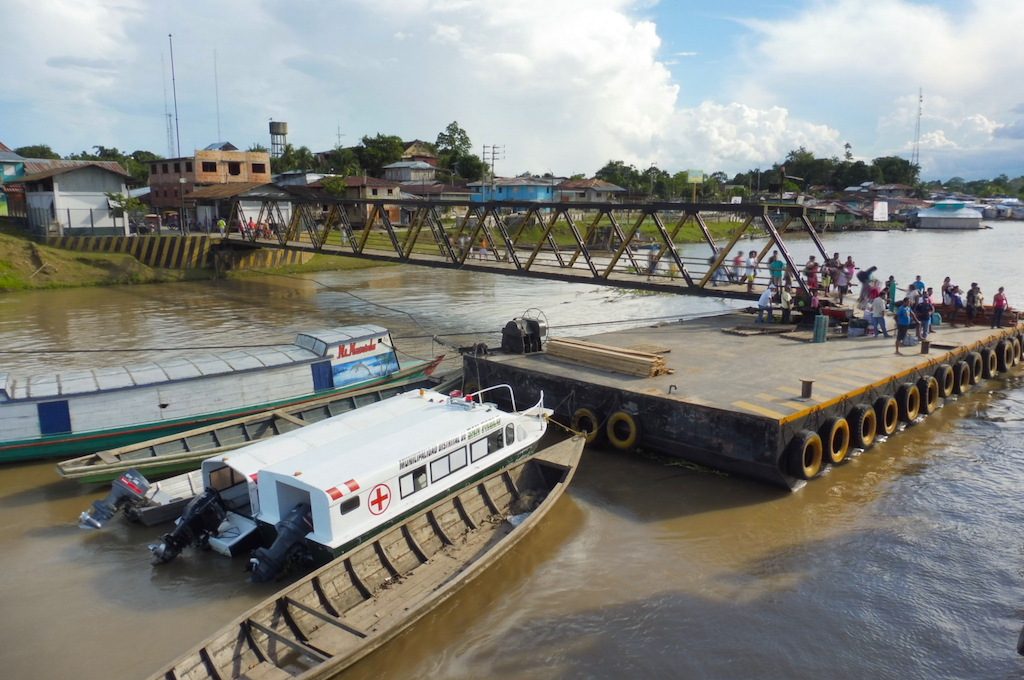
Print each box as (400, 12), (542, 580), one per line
(58, 367), (455, 485)
(147, 435), (583, 680)
(0, 325), (440, 463)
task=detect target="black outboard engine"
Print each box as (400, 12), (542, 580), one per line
(79, 469), (152, 530)
(501, 316), (547, 354)
(149, 488), (226, 564)
(248, 503), (313, 583)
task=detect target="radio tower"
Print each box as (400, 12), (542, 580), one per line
(162, 53), (175, 157)
(910, 88), (922, 179)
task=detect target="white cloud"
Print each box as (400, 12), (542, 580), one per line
(4, 0), (1020, 180)
(736, 0), (1024, 177)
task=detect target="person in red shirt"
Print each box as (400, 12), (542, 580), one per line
(992, 287), (1009, 328)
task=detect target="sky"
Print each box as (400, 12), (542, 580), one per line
(3, 0), (1023, 181)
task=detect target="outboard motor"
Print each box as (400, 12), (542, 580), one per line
(79, 469), (151, 530)
(149, 488), (227, 564)
(501, 316), (547, 354)
(248, 503), (313, 583)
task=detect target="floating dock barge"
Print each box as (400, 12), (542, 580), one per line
(464, 314), (1024, 489)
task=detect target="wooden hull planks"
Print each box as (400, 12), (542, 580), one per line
(147, 436), (584, 680)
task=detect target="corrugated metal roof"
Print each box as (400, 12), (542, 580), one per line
(383, 161), (434, 170)
(9, 161), (131, 183)
(0, 326), (388, 401)
(556, 178), (626, 191)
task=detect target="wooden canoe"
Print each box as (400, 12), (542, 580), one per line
(146, 435), (584, 680)
(57, 368), (460, 484)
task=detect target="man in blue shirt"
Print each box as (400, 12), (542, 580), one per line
(895, 298), (917, 355)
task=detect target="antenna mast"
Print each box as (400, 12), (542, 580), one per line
(168, 33), (182, 157)
(911, 87), (922, 177)
(161, 53), (174, 157)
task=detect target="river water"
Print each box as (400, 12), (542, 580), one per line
(1, 224), (1023, 679)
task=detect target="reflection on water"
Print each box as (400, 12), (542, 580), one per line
(1, 227), (1023, 679)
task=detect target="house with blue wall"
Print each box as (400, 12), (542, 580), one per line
(467, 176), (560, 203)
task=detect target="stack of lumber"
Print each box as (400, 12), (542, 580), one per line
(545, 337), (671, 377)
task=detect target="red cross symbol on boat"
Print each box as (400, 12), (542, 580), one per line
(368, 484), (391, 515)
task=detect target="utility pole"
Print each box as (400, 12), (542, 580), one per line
(482, 144), (505, 199)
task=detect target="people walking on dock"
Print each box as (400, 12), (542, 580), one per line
(871, 294), (891, 338)
(822, 252), (838, 294)
(780, 286), (793, 324)
(992, 287), (1008, 328)
(885, 275), (898, 311)
(966, 283), (983, 326)
(756, 285), (775, 323)
(856, 265), (877, 306)
(948, 285), (965, 326)
(835, 266), (850, 305)
(769, 251), (784, 288)
(745, 250), (758, 293)
(730, 250), (744, 283)
(804, 255), (819, 290)
(895, 299), (917, 355)
(914, 293), (934, 339)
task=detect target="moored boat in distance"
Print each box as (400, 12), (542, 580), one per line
(146, 434), (583, 680)
(146, 385), (554, 584)
(0, 325), (441, 463)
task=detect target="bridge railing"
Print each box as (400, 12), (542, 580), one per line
(226, 196), (826, 298)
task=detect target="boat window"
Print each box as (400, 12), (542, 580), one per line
(487, 429), (504, 454)
(450, 446), (467, 472)
(400, 465), (428, 498)
(505, 424), (515, 445)
(470, 438), (489, 463)
(430, 455), (450, 482)
(339, 496), (360, 515)
(208, 465), (245, 491)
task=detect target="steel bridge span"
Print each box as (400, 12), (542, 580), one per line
(223, 197), (831, 300)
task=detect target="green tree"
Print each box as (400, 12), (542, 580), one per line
(319, 176), (350, 197)
(356, 134), (404, 177)
(249, 143), (269, 153)
(871, 155), (917, 185)
(14, 144), (60, 159)
(320, 146), (361, 176)
(453, 153), (487, 182)
(595, 160), (642, 195)
(435, 121), (471, 157)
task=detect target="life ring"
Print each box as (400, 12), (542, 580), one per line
(818, 417), (850, 465)
(787, 430), (823, 479)
(847, 404), (877, 449)
(917, 376), (940, 415)
(998, 340), (1013, 372)
(953, 360), (971, 395)
(934, 364), (954, 398)
(895, 383), (921, 422)
(571, 407), (604, 445)
(966, 351), (983, 384)
(874, 395), (899, 436)
(605, 410), (640, 450)
(980, 347), (998, 379)
(1012, 337), (1022, 365)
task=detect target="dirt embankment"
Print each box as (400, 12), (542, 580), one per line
(0, 228), (386, 291)
(0, 229), (201, 290)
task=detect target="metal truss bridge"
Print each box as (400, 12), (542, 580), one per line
(223, 197), (832, 300)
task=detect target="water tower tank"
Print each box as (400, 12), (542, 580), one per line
(269, 121), (288, 158)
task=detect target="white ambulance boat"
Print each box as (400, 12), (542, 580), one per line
(148, 384), (552, 582)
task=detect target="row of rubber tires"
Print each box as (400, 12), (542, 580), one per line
(787, 335), (1023, 480)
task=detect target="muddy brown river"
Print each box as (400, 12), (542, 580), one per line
(1, 226), (1023, 679)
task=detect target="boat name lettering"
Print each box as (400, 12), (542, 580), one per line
(400, 433), (467, 469)
(465, 417), (501, 440)
(338, 340), (377, 358)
